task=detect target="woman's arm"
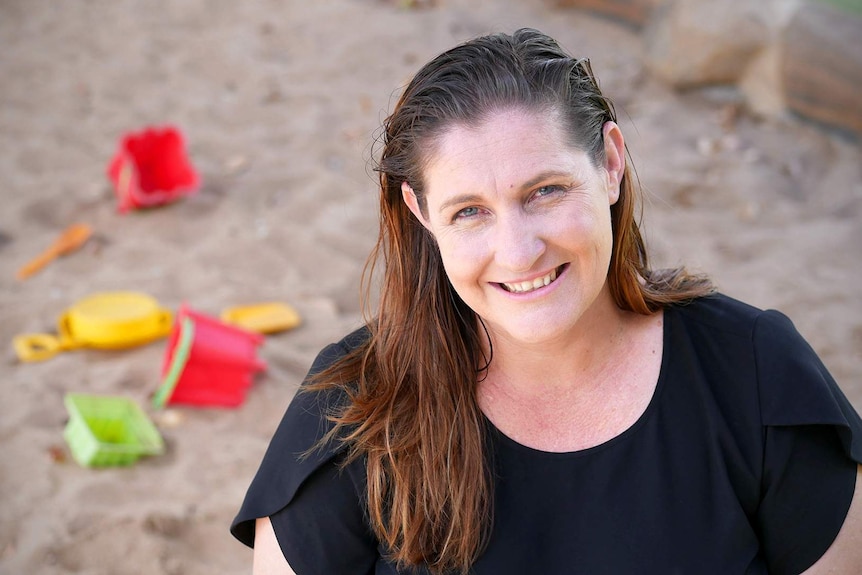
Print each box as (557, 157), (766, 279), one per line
(253, 517), (297, 575)
(803, 465), (862, 574)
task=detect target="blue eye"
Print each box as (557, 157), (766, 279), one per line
(455, 206), (480, 219)
(535, 185), (564, 197)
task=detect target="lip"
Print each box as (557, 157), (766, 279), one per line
(495, 263), (568, 295)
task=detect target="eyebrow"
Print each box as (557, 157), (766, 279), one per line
(437, 170), (573, 214)
(439, 193), (483, 214)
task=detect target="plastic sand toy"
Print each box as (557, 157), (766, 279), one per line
(13, 291), (173, 362)
(220, 302), (302, 334)
(107, 125), (200, 213)
(16, 223), (92, 280)
(153, 306), (266, 409)
(63, 393), (165, 467)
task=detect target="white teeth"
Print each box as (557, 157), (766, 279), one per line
(503, 268), (558, 293)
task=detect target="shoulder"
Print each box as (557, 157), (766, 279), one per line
(306, 324), (372, 376)
(666, 295), (862, 573)
(663, 293), (765, 388)
(669, 292), (862, 459)
(668, 291), (833, 352)
(230, 325), (371, 547)
(287, 324), (371, 443)
(667, 292), (816, 363)
(277, 323), (372, 456)
(667, 291), (830, 385)
(668, 292), (763, 336)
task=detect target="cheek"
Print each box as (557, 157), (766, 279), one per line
(587, 211), (616, 267)
(435, 232), (489, 285)
(548, 210), (602, 244)
(549, 208), (615, 266)
(572, 200), (612, 236)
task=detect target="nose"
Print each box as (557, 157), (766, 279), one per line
(492, 212), (545, 273)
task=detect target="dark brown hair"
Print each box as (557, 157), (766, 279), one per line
(309, 28), (713, 574)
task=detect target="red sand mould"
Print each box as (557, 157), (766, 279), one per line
(107, 125), (200, 213)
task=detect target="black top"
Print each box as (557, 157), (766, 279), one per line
(231, 294), (862, 574)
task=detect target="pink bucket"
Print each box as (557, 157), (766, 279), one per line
(154, 306), (266, 408)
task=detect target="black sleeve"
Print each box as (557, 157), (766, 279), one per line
(270, 451), (378, 575)
(230, 329), (379, 574)
(753, 310), (862, 575)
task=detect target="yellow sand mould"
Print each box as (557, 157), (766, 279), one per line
(220, 302), (301, 334)
(14, 291), (173, 362)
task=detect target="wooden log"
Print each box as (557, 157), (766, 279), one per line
(551, 0), (661, 28)
(781, 1), (862, 138)
(643, 0), (769, 88)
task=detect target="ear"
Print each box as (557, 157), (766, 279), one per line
(602, 121), (625, 205)
(401, 182), (432, 231)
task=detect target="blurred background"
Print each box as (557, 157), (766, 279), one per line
(1, 0), (860, 573)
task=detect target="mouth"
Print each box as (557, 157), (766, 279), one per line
(499, 264), (567, 294)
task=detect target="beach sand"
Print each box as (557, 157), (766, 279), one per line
(1, 1), (860, 573)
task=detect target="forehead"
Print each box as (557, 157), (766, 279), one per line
(423, 108), (591, 196)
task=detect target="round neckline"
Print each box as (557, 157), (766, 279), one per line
(483, 306), (673, 459)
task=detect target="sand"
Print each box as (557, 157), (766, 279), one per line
(1, 1), (860, 573)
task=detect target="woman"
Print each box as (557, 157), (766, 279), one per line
(232, 29), (862, 574)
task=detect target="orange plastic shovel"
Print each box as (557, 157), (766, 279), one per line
(17, 223), (93, 280)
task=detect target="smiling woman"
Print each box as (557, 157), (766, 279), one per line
(402, 108), (624, 350)
(231, 28), (862, 575)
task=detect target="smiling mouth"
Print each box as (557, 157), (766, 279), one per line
(500, 264), (566, 294)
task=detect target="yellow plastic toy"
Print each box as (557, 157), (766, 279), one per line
(13, 291), (173, 362)
(220, 302), (301, 334)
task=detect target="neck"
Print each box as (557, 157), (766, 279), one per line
(479, 290), (631, 399)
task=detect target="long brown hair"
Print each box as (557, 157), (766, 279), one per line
(308, 28), (713, 573)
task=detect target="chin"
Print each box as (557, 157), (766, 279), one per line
(492, 320), (574, 347)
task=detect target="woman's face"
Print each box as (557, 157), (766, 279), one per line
(402, 107), (626, 349)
